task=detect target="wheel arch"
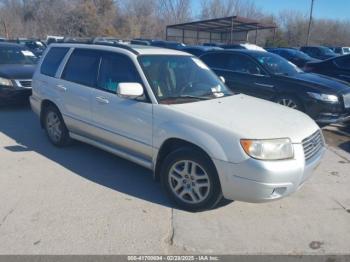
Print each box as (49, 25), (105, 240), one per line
(153, 137), (216, 181)
(40, 99), (60, 128)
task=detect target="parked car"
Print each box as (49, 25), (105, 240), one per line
(267, 47), (319, 68)
(18, 39), (46, 57)
(181, 45), (222, 57)
(331, 47), (350, 56)
(204, 43), (266, 52)
(31, 43), (325, 211)
(200, 50), (350, 125)
(0, 42), (37, 105)
(304, 54), (350, 84)
(300, 46), (338, 60)
(150, 40), (186, 50)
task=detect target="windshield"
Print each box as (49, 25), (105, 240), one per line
(250, 52), (302, 76)
(320, 46), (335, 55)
(0, 46), (38, 65)
(290, 49), (311, 59)
(139, 55), (233, 104)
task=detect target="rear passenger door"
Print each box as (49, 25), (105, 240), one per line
(91, 52), (153, 163)
(59, 48), (100, 135)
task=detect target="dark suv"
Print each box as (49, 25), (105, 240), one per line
(300, 46), (338, 60)
(200, 50), (350, 125)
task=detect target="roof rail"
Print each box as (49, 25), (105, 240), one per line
(55, 37), (139, 55)
(93, 41), (139, 55)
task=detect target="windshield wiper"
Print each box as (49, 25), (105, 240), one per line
(162, 95), (210, 101)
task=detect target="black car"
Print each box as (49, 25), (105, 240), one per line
(150, 40), (186, 50)
(200, 50), (350, 125)
(267, 48), (319, 68)
(0, 42), (37, 105)
(300, 46), (338, 60)
(181, 45), (222, 57)
(304, 54), (350, 84)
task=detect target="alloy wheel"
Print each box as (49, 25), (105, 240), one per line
(277, 98), (298, 109)
(168, 160), (211, 204)
(46, 111), (62, 143)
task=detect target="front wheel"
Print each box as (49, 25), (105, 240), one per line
(276, 95), (303, 111)
(160, 148), (222, 211)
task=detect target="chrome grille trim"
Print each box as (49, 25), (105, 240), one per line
(343, 93), (350, 109)
(302, 130), (324, 161)
(15, 79), (32, 89)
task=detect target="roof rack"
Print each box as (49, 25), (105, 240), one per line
(54, 37), (139, 55)
(94, 41), (139, 55)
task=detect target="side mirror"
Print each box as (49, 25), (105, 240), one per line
(219, 76), (225, 83)
(116, 83), (144, 99)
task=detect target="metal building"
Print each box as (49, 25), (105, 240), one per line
(166, 16), (277, 44)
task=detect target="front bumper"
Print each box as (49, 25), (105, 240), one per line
(0, 86), (31, 105)
(213, 143), (325, 202)
(315, 112), (350, 124)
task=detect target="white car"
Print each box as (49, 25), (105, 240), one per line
(30, 43), (325, 211)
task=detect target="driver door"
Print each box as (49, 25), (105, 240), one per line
(224, 53), (275, 100)
(91, 51), (153, 164)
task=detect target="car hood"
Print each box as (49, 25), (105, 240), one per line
(0, 64), (36, 79)
(170, 94), (319, 143)
(278, 73), (350, 94)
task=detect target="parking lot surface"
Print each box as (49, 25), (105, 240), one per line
(0, 105), (349, 254)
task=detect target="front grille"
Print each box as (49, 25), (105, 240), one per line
(15, 79), (32, 88)
(302, 130), (324, 161)
(343, 93), (350, 109)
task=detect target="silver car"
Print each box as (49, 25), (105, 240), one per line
(30, 43), (325, 211)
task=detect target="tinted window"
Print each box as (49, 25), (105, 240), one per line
(41, 47), (69, 77)
(62, 49), (100, 87)
(97, 52), (141, 93)
(227, 54), (263, 75)
(0, 45), (38, 65)
(250, 52), (302, 76)
(200, 53), (229, 69)
(334, 56), (350, 70)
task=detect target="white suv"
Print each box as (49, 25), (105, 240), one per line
(30, 43), (325, 211)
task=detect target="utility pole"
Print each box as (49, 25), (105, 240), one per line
(306, 0), (315, 46)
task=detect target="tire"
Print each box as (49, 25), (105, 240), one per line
(160, 147), (223, 211)
(275, 95), (304, 112)
(43, 105), (70, 147)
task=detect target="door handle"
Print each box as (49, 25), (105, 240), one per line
(56, 84), (67, 92)
(96, 96), (109, 104)
(254, 82), (274, 88)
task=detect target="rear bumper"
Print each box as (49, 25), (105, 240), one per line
(29, 95), (41, 116)
(214, 143), (325, 203)
(0, 87), (31, 105)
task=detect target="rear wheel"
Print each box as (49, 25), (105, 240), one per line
(160, 148), (222, 211)
(44, 106), (70, 147)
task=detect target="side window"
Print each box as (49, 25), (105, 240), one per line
(62, 49), (100, 87)
(200, 53), (229, 69)
(334, 56), (350, 70)
(97, 52), (142, 93)
(40, 47), (69, 77)
(227, 54), (262, 75)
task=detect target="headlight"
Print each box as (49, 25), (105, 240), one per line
(240, 138), (294, 160)
(0, 77), (13, 87)
(307, 92), (338, 103)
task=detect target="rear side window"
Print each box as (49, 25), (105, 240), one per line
(201, 53), (229, 69)
(97, 52), (141, 93)
(62, 49), (100, 87)
(41, 47), (69, 77)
